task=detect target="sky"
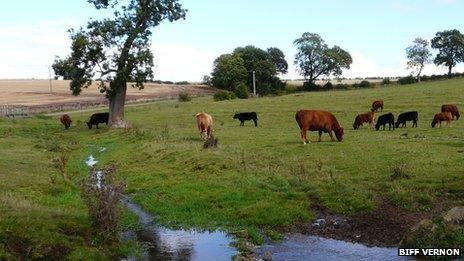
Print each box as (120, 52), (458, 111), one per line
(0, 0), (463, 81)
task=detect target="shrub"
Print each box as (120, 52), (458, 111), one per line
(178, 92), (192, 102)
(398, 75), (416, 85)
(80, 165), (125, 242)
(302, 81), (319, 92)
(357, 80), (371, 88)
(235, 83), (249, 99)
(323, 82), (333, 90)
(175, 81), (189, 85)
(214, 90), (236, 101)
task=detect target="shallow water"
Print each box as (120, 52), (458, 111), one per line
(121, 196), (238, 261)
(254, 233), (412, 261)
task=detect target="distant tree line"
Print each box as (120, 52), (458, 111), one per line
(208, 28), (464, 98)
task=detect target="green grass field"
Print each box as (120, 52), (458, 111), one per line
(1, 78), (463, 258)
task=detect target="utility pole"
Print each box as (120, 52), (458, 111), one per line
(252, 70), (256, 96)
(48, 65), (53, 94)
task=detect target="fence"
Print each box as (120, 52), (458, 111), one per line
(0, 105), (30, 118)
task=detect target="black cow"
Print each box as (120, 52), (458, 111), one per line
(395, 111), (418, 128)
(375, 113), (395, 130)
(233, 112), (258, 126)
(87, 112), (109, 129)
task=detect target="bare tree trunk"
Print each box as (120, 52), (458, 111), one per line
(417, 65), (423, 83)
(448, 65), (453, 78)
(108, 80), (131, 128)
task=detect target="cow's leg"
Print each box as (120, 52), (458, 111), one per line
(328, 130), (335, 141)
(318, 131), (322, 142)
(240, 120), (244, 126)
(96, 124), (99, 129)
(253, 119), (257, 127)
(207, 126), (212, 138)
(301, 129), (309, 144)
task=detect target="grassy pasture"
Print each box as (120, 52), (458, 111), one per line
(1, 78), (463, 257)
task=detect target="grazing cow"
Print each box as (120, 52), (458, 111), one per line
(395, 111), (418, 128)
(431, 111), (452, 128)
(353, 109), (376, 130)
(195, 112), (213, 140)
(295, 110), (344, 144)
(60, 114), (72, 129)
(87, 112), (109, 129)
(375, 113), (395, 131)
(372, 100), (384, 112)
(233, 112), (258, 126)
(441, 104), (460, 120)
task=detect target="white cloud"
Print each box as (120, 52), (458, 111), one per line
(151, 43), (216, 82)
(0, 20), (75, 79)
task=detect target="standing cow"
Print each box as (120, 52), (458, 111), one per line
(195, 112), (213, 140)
(375, 113), (395, 131)
(233, 112), (258, 126)
(431, 111), (453, 128)
(441, 104), (460, 120)
(87, 112), (109, 129)
(353, 109), (376, 130)
(395, 111), (418, 128)
(295, 109), (344, 144)
(60, 114), (72, 129)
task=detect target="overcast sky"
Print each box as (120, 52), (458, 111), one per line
(0, 0), (463, 81)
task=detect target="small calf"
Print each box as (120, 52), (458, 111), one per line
(233, 112), (258, 127)
(60, 114), (72, 129)
(87, 112), (109, 129)
(353, 109), (376, 130)
(431, 111), (452, 128)
(375, 113), (395, 131)
(395, 111), (418, 128)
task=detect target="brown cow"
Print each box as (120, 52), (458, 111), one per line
(431, 111), (452, 128)
(295, 110), (344, 144)
(195, 112), (213, 140)
(60, 114), (72, 129)
(353, 109), (375, 130)
(441, 104), (460, 120)
(372, 100), (384, 112)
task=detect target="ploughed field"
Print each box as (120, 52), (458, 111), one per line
(1, 78), (463, 258)
(0, 79), (213, 111)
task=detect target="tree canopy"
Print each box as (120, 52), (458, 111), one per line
(210, 45), (287, 95)
(53, 0), (186, 127)
(431, 29), (464, 77)
(293, 32), (352, 83)
(406, 38), (431, 82)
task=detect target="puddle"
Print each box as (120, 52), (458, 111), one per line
(86, 155), (98, 167)
(85, 149), (237, 260)
(121, 196), (237, 261)
(254, 233), (412, 261)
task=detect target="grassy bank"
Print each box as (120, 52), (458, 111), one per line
(1, 78), (463, 258)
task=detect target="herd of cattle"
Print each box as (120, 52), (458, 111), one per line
(59, 100), (460, 145)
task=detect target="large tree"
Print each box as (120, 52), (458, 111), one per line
(431, 29), (464, 77)
(267, 47), (288, 74)
(210, 45), (287, 95)
(406, 38), (431, 82)
(294, 32), (352, 83)
(211, 54), (248, 90)
(53, 0), (186, 128)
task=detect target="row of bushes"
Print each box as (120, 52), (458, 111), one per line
(398, 72), (464, 85)
(152, 80), (190, 85)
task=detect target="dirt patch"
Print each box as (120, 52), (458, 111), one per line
(300, 197), (433, 247)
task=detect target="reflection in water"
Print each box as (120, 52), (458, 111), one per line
(121, 196), (238, 261)
(254, 233), (413, 261)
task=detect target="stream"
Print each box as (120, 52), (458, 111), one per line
(85, 150), (411, 261)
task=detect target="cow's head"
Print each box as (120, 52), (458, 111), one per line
(233, 114), (239, 119)
(334, 126), (344, 142)
(86, 122), (92, 129)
